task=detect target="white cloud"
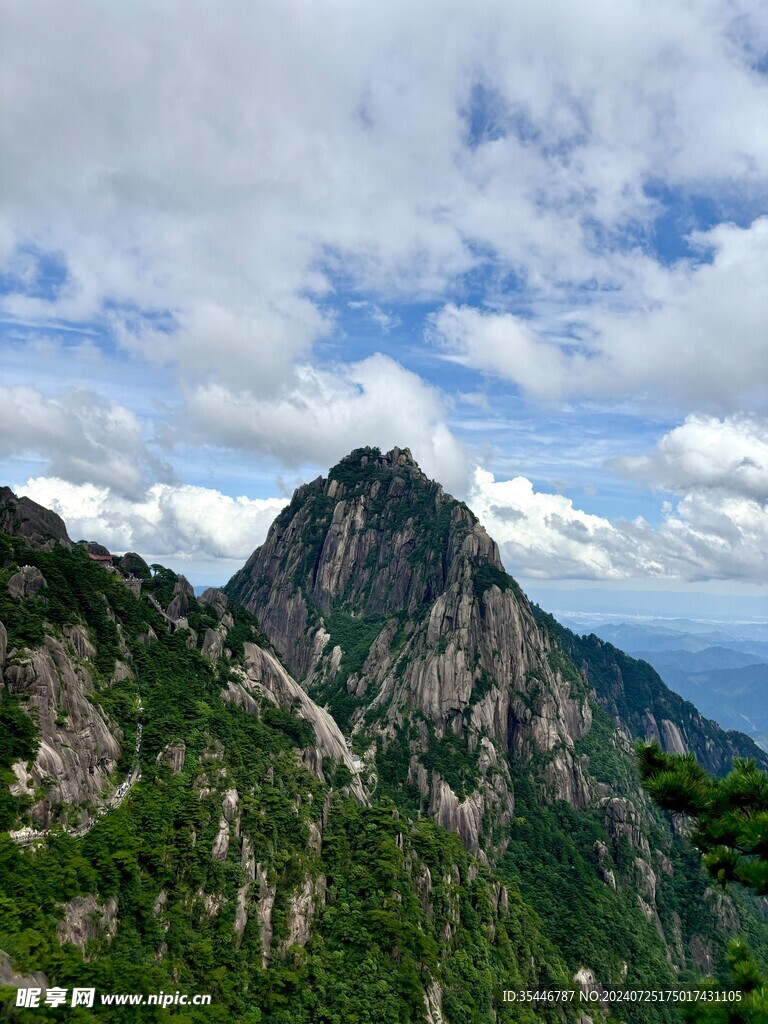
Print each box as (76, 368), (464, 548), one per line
(469, 469), (633, 579)
(2, 0), (768, 396)
(111, 300), (330, 398)
(430, 304), (578, 401)
(0, 386), (169, 497)
(431, 217), (768, 410)
(616, 414), (768, 500)
(185, 353), (471, 495)
(16, 477), (286, 565)
(469, 466), (768, 584)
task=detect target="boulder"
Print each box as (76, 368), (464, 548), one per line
(7, 565), (47, 600)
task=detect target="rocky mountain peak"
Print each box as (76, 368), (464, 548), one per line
(0, 486), (71, 551)
(226, 448), (593, 851)
(328, 445), (425, 485)
(227, 446), (504, 671)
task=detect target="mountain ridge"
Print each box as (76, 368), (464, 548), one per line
(2, 455), (768, 1022)
(225, 446), (768, 1002)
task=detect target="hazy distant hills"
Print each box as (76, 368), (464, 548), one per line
(645, 661), (768, 751)
(634, 646), (764, 674)
(560, 617), (768, 752)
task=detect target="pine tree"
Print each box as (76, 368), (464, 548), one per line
(638, 742), (768, 1022)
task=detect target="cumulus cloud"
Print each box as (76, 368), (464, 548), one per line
(431, 218), (768, 410)
(185, 354), (471, 495)
(0, 386), (170, 497)
(3, 0), (768, 398)
(616, 414), (768, 500)
(17, 457), (768, 587)
(469, 470), (634, 579)
(430, 305), (579, 401)
(17, 477), (286, 565)
(111, 300), (330, 397)
(469, 467), (768, 584)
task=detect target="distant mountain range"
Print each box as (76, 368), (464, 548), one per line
(560, 617), (768, 752)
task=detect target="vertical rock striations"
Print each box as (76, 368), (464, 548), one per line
(227, 446), (592, 854)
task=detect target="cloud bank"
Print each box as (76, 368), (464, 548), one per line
(17, 478), (286, 569)
(430, 218), (768, 411)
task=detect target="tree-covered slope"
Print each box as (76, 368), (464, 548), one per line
(0, 517), (592, 1023)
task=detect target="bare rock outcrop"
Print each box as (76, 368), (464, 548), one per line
(199, 587), (228, 618)
(428, 778), (485, 855)
(62, 623), (97, 661)
(57, 895), (117, 958)
(689, 934), (714, 974)
(661, 719), (687, 755)
(423, 980), (445, 1024)
(156, 741), (186, 775)
(3, 636), (122, 827)
(599, 797), (651, 859)
(0, 949), (49, 992)
(153, 890), (170, 931)
(704, 887), (739, 933)
(0, 486), (71, 550)
(201, 626), (226, 662)
(116, 551), (151, 579)
(279, 874), (326, 955)
(211, 818), (230, 862)
(256, 863), (277, 968)
(234, 835), (257, 947)
(594, 841), (617, 890)
(573, 967), (604, 1006)
(7, 565), (47, 600)
(139, 626), (158, 646)
(199, 892), (225, 919)
(166, 576), (194, 622)
(224, 642), (366, 802)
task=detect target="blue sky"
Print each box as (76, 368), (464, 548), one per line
(2, 0), (768, 612)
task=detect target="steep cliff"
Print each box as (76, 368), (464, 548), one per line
(0, 487), (71, 551)
(228, 447), (592, 852)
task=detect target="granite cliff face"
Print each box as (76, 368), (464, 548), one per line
(228, 447), (593, 853)
(3, 626), (123, 828)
